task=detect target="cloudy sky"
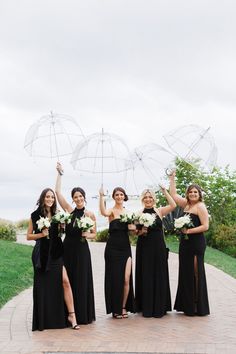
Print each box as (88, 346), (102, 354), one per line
(0, 0), (235, 222)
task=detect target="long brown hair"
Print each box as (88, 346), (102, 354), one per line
(36, 188), (57, 216)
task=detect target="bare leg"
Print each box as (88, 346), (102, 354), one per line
(122, 257), (132, 317)
(62, 266), (80, 329)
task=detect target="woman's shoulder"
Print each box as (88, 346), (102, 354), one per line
(196, 201), (208, 213)
(111, 207), (124, 218)
(84, 209), (96, 219)
(153, 207), (161, 215)
(185, 201), (207, 215)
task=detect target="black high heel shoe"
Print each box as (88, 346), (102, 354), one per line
(112, 313), (122, 319)
(68, 312), (80, 330)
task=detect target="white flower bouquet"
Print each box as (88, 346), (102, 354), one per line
(136, 212), (156, 236)
(75, 216), (95, 242)
(36, 216), (51, 239)
(138, 213), (156, 228)
(51, 211), (72, 237)
(119, 211), (138, 224)
(174, 214), (193, 239)
(36, 216), (51, 230)
(52, 210), (72, 224)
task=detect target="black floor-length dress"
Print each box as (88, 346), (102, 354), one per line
(31, 208), (66, 331)
(174, 213), (210, 316)
(64, 207), (95, 324)
(135, 208), (171, 317)
(104, 219), (135, 315)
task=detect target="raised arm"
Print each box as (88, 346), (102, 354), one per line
(99, 185), (112, 217)
(158, 186), (176, 217)
(55, 162), (73, 213)
(169, 171), (187, 208)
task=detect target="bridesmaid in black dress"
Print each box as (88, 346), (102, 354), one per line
(56, 163), (96, 324)
(135, 187), (176, 318)
(27, 188), (79, 331)
(99, 186), (135, 319)
(169, 171), (210, 316)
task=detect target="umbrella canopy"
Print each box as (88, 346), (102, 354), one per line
(163, 124), (217, 172)
(24, 112), (85, 160)
(126, 142), (175, 193)
(71, 129), (132, 185)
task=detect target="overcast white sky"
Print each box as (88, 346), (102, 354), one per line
(0, 0), (235, 222)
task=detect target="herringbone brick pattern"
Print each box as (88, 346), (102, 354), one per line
(0, 241), (236, 354)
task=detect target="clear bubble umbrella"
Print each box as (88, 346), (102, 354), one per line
(71, 128), (132, 187)
(24, 112), (85, 162)
(163, 124), (217, 173)
(126, 143), (175, 194)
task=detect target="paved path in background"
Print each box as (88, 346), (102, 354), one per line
(0, 237), (236, 354)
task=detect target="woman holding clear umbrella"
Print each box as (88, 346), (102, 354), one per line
(135, 187), (175, 318)
(99, 185), (135, 319)
(55, 162), (96, 325)
(169, 171), (210, 316)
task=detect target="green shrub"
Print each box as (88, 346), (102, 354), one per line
(129, 234), (138, 246)
(0, 221), (17, 241)
(213, 224), (236, 257)
(95, 228), (139, 245)
(15, 219), (29, 230)
(95, 228), (109, 242)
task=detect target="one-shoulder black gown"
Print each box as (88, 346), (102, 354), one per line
(64, 207), (95, 324)
(104, 219), (135, 315)
(135, 208), (171, 317)
(174, 213), (210, 316)
(31, 208), (66, 331)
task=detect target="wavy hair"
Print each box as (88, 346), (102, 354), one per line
(36, 188), (57, 216)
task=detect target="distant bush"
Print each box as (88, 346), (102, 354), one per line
(0, 221), (16, 241)
(95, 228), (109, 242)
(129, 234), (138, 246)
(213, 224), (236, 258)
(15, 219), (29, 230)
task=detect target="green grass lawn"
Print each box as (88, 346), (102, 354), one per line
(166, 236), (236, 279)
(0, 240), (33, 308)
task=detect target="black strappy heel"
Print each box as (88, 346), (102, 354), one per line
(68, 312), (80, 330)
(122, 308), (128, 318)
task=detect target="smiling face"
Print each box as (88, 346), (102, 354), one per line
(73, 191), (85, 208)
(113, 190), (125, 205)
(187, 187), (200, 203)
(44, 190), (55, 209)
(142, 192), (155, 208)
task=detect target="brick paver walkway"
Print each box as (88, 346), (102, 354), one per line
(0, 240), (236, 354)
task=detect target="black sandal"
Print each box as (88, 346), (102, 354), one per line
(112, 313), (123, 319)
(122, 308), (128, 318)
(68, 312), (80, 330)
